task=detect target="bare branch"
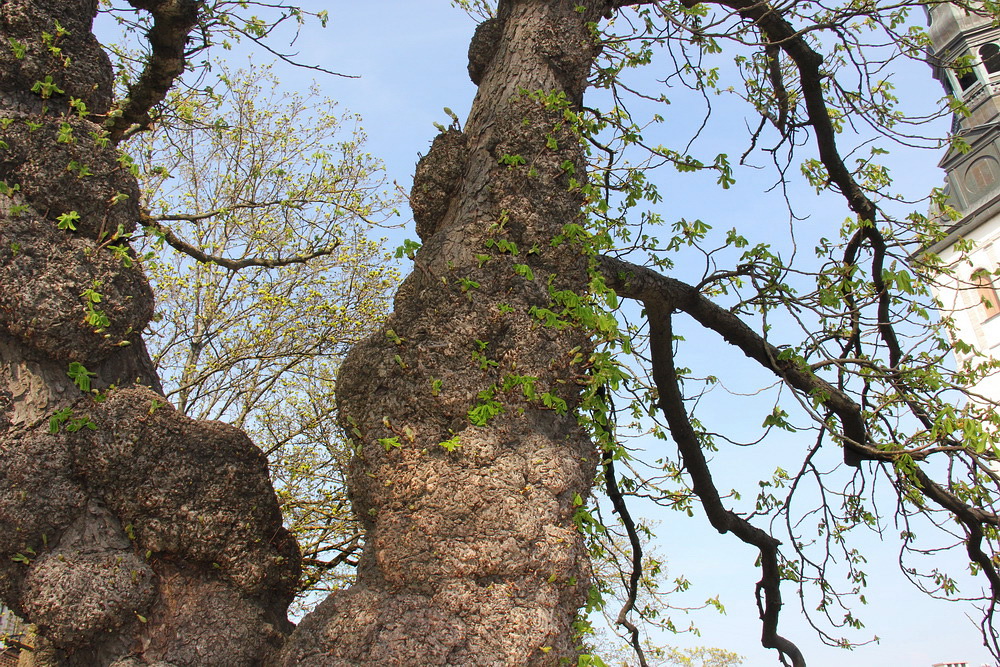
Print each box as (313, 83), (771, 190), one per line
(140, 210), (339, 271)
(645, 301), (806, 667)
(603, 439), (649, 667)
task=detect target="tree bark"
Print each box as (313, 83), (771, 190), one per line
(277, 1), (608, 664)
(0, 2), (300, 664)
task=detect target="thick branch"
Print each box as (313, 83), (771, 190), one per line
(764, 43), (789, 134)
(646, 302), (805, 667)
(911, 466), (1000, 655)
(141, 211), (339, 271)
(603, 254), (1000, 657)
(695, 0), (909, 424)
(598, 255), (872, 463)
(747, 0), (907, 378)
(608, 0), (663, 8)
(106, 0), (201, 144)
(700, 0), (875, 221)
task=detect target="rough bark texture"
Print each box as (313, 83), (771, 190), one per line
(277, 1), (607, 664)
(467, 17), (502, 86)
(411, 128), (468, 242)
(0, 1), (300, 664)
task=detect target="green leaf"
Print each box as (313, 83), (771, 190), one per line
(66, 361), (96, 393)
(48, 407), (73, 434)
(468, 398), (503, 426)
(30, 75), (64, 98)
(439, 435), (462, 451)
(56, 210), (80, 231)
(512, 264), (534, 280)
(394, 238), (422, 259)
(378, 437), (402, 451)
(7, 38), (26, 59)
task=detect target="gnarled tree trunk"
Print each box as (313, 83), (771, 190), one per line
(0, 2), (300, 664)
(277, 1), (608, 664)
(2, 0), (617, 664)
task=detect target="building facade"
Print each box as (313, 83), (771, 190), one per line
(0, 604), (23, 642)
(924, 3), (1000, 398)
(0, 604), (26, 664)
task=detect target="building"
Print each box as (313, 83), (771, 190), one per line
(0, 648), (18, 667)
(0, 604), (26, 665)
(923, 7), (1000, 664)
(923, 3), (1000, 397)
(0, 603), (23, 642)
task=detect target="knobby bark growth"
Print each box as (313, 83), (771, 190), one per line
(0, 1), (300, 664)
(1, 0), (632, 664)
(277, 1), (617, 663)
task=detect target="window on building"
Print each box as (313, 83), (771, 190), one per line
(956, 65), (980, 90)
(950, 51), (982, 91)
(964, 155), (1000, 196)
(973, 267), (1000, 318)
(981, 42), (1000, 74)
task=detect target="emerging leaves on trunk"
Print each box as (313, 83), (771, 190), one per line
(276, 1), (609, 664)
(0, 1), (300, 664)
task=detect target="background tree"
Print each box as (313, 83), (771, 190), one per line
(130, 63), (399, 603)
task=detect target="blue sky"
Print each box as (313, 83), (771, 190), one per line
(101, 2), (995, 665)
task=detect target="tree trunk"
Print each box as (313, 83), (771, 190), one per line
(277, 1), (606, 664)
(0, 2), (300, 664)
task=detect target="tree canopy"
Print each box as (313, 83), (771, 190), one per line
(131, 63), (399, 604)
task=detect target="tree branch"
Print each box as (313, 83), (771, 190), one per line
(105, 0), (201, 144)
(910, 466), (1000, 656)
(603, 443), (649, 667)
(691, 0), (916, 465)
(598, 255), (874, 463)
(601, 253), (1000, 658)
(645, 301), (805, 667)
(155, 198), (323, 223)
(140, 211), (339, 271)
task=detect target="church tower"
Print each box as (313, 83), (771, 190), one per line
(925, 3), (1000, 397)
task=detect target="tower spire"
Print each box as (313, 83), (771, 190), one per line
(928, 5), (1000, 237)
(928, 4), (1000, 132)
